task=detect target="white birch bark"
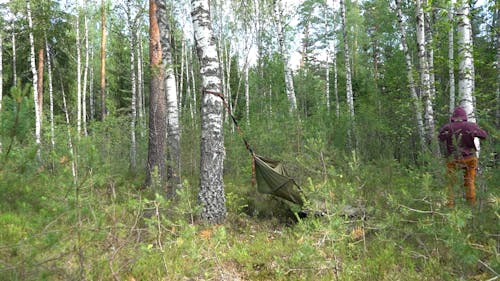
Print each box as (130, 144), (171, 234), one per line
(333, 44), (339, 118)
(46, 38), (55, 151)
(245, 64), (250, 126)
(424, 0), (436, 102)
(156, 0), (181, 192)
(457, 0), (475, 122)
(448, 0), (456, 114)
(324, 2), (331, 113)
(457, 0), (479, 154)
(395, 0), (425, 149)
(12, 32), (16, 86)
(416, 0), (436, 147)
(83, 3), (89, 136)
(191, 0), (226, 224)
(61, 79), (77, 185)
(90, 46), (95, 120)
(190, 47), (197, 120)
(137, 30), (145, 137)
(340, 0), (354, 120)
(274, 0), (297, 112)
(127, 1), (137, 171)
(179, 39), (185, 111)
(76, 6), (82, 137)
(27, 0), (41, 156)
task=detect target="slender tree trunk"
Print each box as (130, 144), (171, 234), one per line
(83, 4), (89, 135)
(333, 45), (339, 118)
(457, 0), (479, 154)
(146, 0), (167, 187)
(179, 39), (185, 111)
(449, 0), (456, 114)
(274, 0), (297, 112)
(89, 46), (95, 120)
(137, 30), (145, 137)
(100, 0), (107, 120)
(27, 0), (41, 158)
(190, 47), (197, 120)
(395, 0), (425, 150)
(324, 3), (331, 113)
(127, 2), (137, 171)
(245, 64), (250, 126)
(37, 48), (44, 119)
(61, 77), (77, 185)
(157, 0), (181, 194)
(12, 32), (16, 87)
(457, 0), (475, 121)
(416, 0), (436, 153)
(76, 8), (82, 137)
(191, 0), (226, 224)
(424, 0), (436, 103)
(46, 39), (55, 152)
(340, 0), (355, 147)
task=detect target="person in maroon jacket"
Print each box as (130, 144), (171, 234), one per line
(438, 106), (488, 207)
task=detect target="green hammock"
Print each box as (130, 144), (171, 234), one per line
(253, 155), (305, 206)
(203, 89), (306, 207)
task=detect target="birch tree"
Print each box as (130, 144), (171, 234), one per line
(395, 0), (425, 149)
(82, 2), (89, 136)
(146, 0), (167, 187)
(457, 0), (475, 121)
(416, 0), (436, 151)
(191, 0), (226, 224)
(0, 31), (2, 152)
(126, 0), (138, 171)
(457, 0), (479, 153)
(46, 38), (55, 152)
(12, 31), (17, 87)
(274, 0), (297, 112)
(156, 0), (181, 193)
(448, 0), (456, 114)
(76, 5), (82, 136)
(100, 0), (107, 120)
(27, 0), (41, 157)
(496, 2), (500, 127)
(340, 0), (355, 146)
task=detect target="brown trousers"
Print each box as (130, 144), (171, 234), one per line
(446, 156), (478, 207)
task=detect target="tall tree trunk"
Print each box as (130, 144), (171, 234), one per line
(137, 30), (146, 137)
(245, 64), (250, 126)
(395, 0), (425, 150)
(449, 0), (456, 114)
(90, 46), (95, 120)
(76, 8), (82, 137)
(457, 0), (475, 121)
(424, 0), (436, 103)
(46, 38), (55, 152)
(179, 39), (185, 111)
(12, 32), (17, 87)
(191, 0), (226, 224)
(457, 0), (479, 154)
(274, 0), (297, 112)
(146, 0), (167, 187)
(324, 1), (331, 113)
(157, 0), (181, 194)
(416, 0), (436, 153)
(340, 0), (355, 147)
(37, 48), (44, 119)
(27, 0), (41, 158)
(127, 1), (137, 171)
(100, 0), (107, 120)
(61, 77), (77, 185)
(83, 4), (89, 135)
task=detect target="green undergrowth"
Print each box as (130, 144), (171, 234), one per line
(0, 142), (498, 281)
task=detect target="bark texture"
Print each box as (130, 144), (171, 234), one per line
(191, 0), (226, 224)
(146, 0), (167, 187)
(156, 0), (181, 194)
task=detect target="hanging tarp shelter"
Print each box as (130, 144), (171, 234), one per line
(253, 155), (305, 206)
(203, 89), (306, 206)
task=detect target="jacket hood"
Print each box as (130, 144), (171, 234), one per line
(451, 107), (468, 122)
